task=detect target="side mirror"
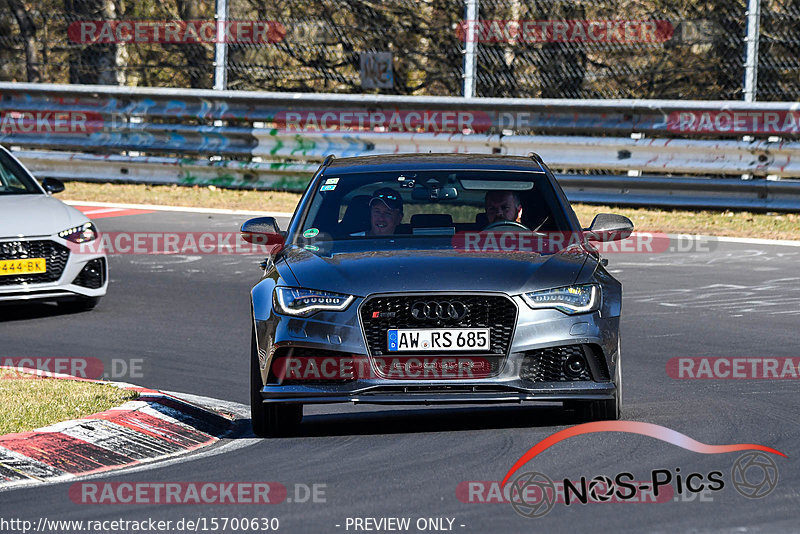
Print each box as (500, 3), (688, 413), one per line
(584, 213), (634, 242)
(42, 177), (65, 194)
(240, 217), (285, 252)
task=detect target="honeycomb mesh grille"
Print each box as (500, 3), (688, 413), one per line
(0, 240), (70, 286)
(72, 258), (106, 289)
(359, 294), (517, 379)
(520, 345), (594, 382)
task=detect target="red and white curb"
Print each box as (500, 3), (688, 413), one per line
(0, 367), (235, 490)
(71, 205), (154, 219)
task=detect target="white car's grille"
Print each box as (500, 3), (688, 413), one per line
(0, 240), (70, 286)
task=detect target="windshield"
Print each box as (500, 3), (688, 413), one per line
(292, 170), (574, 254)
(0, 150), (41, 195)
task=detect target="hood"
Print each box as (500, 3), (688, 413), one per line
(281, 247), (588, 296)
(0, 194), (89, 238)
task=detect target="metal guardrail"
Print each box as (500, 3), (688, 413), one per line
(3, 82), (800, 138)
(247, 132), (800, 177)
(2, 83), (800, 210)
(560, 175), (800, 211)
(13, 150), (317, 190)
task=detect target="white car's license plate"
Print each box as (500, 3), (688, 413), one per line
(387, 328), (490, 351)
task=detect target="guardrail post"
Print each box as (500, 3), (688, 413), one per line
(214, 0), (229, 90)
(462, 0), (478, 98)
(743, 0), (762, 102)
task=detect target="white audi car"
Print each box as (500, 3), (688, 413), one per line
(0, 145), (107, 310)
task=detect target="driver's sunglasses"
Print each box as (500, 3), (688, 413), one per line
(375, 193), (399, 201)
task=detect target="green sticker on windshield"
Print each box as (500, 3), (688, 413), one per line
(304, 245), (320, 251)
(302, 228), (319, 238)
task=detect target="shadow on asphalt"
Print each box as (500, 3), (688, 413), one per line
(244, 404), (586, 438)
(0, 302), (94, 322)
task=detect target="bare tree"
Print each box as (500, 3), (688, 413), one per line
(65, 0), (119, 84)
(174, 0), (212, 88)
(5, 0), (42, 82)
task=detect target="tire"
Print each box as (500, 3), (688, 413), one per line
(58, 297), (100, 312)
(250, 325), (302, 437)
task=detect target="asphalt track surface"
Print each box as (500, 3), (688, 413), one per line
(1, 208), (799, 533)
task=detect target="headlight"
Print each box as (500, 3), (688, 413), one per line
(521, 284), (600, 314)
(273, 287), (354, 317)
(58, 223), (97, 243)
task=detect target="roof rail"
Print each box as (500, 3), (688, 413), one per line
(528, 152), (546, 171)
(322, 154), (336, 168)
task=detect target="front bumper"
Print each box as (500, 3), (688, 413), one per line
(253, 291), (620, 406)
(259, 381), (616, 405)
(0, 236), (108, 303)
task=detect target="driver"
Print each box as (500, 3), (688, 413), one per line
(351, 187), (404, 236)
(484, 190), (523, 225)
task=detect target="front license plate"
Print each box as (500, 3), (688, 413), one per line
(0, 258), (46, 276)
(387, 328), (490, 352)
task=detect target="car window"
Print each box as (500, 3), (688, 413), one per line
(0, 150), (40, 195)
(295, 170), (571, 252)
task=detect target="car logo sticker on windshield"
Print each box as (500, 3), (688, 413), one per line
(320, 184), (337, 191)
(302, 228), (320, 238)
(303, 245), (320, 251)
(324, 178), (339, 184)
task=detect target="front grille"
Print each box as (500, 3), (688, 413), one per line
(72, 258), (106, 289)
(0, 240), (70, 286)
(520, 344), (608, 382)
(360, 294), (517, 378)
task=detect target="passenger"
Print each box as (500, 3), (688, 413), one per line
(352, 187), (404, 236)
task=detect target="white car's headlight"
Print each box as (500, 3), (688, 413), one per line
(59, 222), (97, 243)
(273, 287), (354, 317)
(521, 284), (600, 315)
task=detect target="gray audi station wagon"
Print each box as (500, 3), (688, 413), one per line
(243, 153), (633, 436)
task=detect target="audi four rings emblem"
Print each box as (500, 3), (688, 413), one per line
(410, 300), (468, 321)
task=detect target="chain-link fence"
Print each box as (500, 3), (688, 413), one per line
(0, 0), (798, 100)
(758, 0), (800, 101)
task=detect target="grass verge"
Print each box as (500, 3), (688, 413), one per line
(63, 182), (301, 213)
(62, 181), (800, 240)
(0, 370), (138, 435)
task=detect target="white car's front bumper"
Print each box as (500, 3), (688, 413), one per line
(0, 235), (107, 303)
